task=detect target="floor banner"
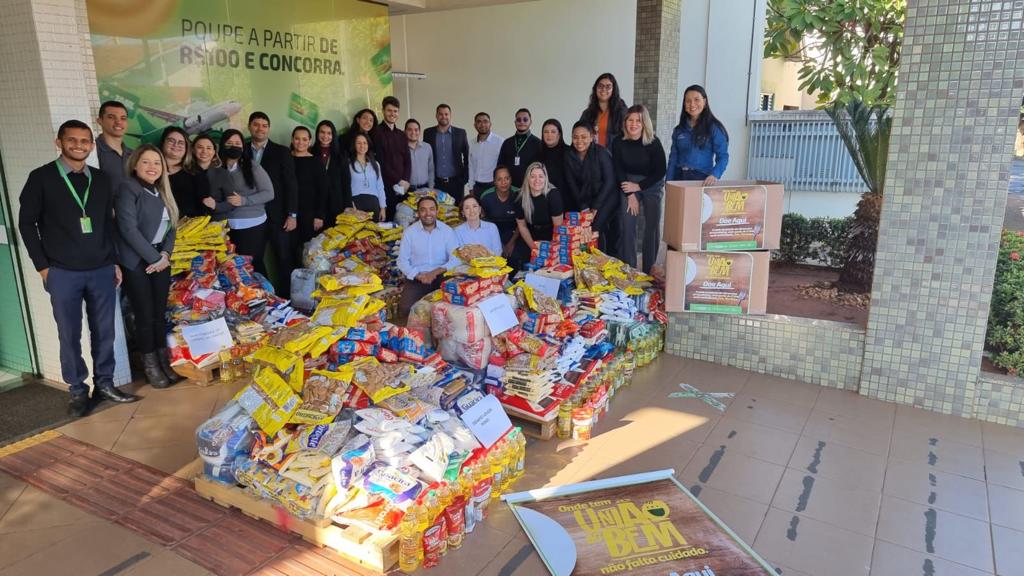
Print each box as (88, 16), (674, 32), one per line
(504, 470), (774, 576)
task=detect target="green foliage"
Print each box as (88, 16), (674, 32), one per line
(765, 0), (905, 107)
(986, 230), (1024, 376)
(776, 213), (852, 268)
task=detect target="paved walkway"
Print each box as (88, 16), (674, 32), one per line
(0, 355), (1023, 575)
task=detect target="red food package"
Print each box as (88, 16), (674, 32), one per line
(445, 497), (466, 550)
(422, 515), (446, 568)
(376, 347), (399, 363)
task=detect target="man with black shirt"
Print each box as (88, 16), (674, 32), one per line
(372, 96), (411, 220)
(18, 120), (138, 417)
(245, 111), (298, 297)
(95, 101), (132, 185)
(423, 104), (469, 202)
(497, 108), (542, 188)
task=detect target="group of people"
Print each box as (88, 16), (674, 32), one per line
(19, 73), (730, 416)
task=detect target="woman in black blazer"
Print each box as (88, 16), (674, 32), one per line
(116, 144), (181, 388)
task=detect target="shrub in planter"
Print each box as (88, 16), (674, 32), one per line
(775, 213), (853, 269)
(987, 230), (1024, 376)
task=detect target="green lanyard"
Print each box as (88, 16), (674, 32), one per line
(514, 134), (529, 156)
(55, 160), (91, 216)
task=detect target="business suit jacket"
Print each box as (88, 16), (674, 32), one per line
(115, 177), (177, 272)
(423, 125), (469, 186)
(245, 140), (298, 225)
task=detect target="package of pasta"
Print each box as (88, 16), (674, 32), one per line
(361, 463), (425, 509)
(283, 325), (345, 358)
(300, 368), (354, 416)
(251, 346), (304, 393)
(234, 368), (303, 436)
(234, 458), (322, 519)
(350, 358), (411, 405)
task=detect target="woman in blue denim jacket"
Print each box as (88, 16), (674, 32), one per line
(667, 85), (730, 186)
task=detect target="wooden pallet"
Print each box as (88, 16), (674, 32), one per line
(171, 363), (222, 386)
(194, 475), (398, 573)
(502, 404), (558, 440)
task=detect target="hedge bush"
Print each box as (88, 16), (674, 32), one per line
(775, 213), (853, 268)
(986, 230), (1024, 375)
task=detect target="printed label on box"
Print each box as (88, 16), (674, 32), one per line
(683, 252), (753, 314)
(700, 185), (768, 251)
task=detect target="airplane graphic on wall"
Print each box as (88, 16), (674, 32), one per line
(130, 100), (243, 143)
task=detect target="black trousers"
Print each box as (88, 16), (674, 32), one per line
(435, 177), (463, 203)
(266, 218), (296, 297)
(46, 266), (117, 396)
(229, 222), (268, 278)
(121, 263), (170, 355)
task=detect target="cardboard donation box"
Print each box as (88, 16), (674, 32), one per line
(665, 249), (769, 314)
(664, 180), (784, 251)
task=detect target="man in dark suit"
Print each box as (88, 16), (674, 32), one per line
(423, 103), (470, 202)
(245, 111), (298, 297)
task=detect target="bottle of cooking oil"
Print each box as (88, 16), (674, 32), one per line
(557, 401), (573, 439)
(398, 504), (424, 573)
(489, 441), (509, 501)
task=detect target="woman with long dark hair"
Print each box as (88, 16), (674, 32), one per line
(212, 129), (274, 274)
(291, 126), (328, 254)
(349, 133), (386, 222)
(314, 119), (350, 225)
(579, 73), (628, 147)
(667, 84), (730, 185)
(565, 121), (618, 255)
(538, 119), (570, 192)
(343, 108), (378, 155)
(160, 126), (209, 217)
(612, 105), (666, 273)
(116, 145), (181, 388)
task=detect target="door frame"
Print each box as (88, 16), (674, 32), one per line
(0, 150), (40, 376)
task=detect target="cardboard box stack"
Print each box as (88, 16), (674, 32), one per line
(662, 180), (784, 315)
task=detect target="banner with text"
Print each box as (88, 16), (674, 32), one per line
(87, 0), (391, 145)
(507, 474), (774, 576)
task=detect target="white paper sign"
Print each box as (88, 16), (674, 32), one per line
(525, 272), (562, 299)
(461, 394), (514, 449)
(478, 293), (518, 336)
(181, 317), (234, 356)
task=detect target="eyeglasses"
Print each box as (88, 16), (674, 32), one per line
(515, 117), (530, 122)
(166, 139), (187, 148)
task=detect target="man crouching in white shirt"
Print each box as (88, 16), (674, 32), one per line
(397, 196), (461, 318)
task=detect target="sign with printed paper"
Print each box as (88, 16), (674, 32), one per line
(700, 185), (768, 250)
(504, 470), (774, 576)
(181, 317), (234, 355)
(461, 394), (513, 449)
(683, 252), (753, 314)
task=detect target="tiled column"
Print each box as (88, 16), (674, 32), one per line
(859, 1), (1024, 416)
(633, 0), (680, 145)
(0, 0), (130, 386)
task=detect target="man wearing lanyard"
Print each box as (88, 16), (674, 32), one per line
(497, 108), (542, 188)
(18, 120), (137, 417)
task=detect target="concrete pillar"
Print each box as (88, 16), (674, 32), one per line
(859, 0), (1024, 415)
(633, 0), (681, 145)
(0, 0), (130, 387)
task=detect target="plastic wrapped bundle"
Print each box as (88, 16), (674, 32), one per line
(196, 402), (257, 484)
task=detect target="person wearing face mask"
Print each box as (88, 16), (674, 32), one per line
(668, 84), (730, 186)
(314, 120), (350, 226)
(372, 96), (412, 220)
(213, 129), (275, 275)
(497, 108), (542, 187)
(160, 126), (210, 217)
(564, 121), (618, 256)
(19, 120), (137, 417)
(579, 73), (629, 147)
(455, 195), (502, 256)
(291, 126), (328, 258)
(478, 166), (520, 259)
(116, 145), (182, 389)
(612, 105), (666, 273)
(538, 119), (570, 192)
(397, 196), (460, 318)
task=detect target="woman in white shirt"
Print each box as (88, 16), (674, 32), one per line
(455, 195), (502, 256)
(348, 133), (386, 222)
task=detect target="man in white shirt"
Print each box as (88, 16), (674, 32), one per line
(397, 196), (460, 317)
(468, 112), (503, 197)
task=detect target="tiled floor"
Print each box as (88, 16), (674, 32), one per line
(1, 354), (1023, 575)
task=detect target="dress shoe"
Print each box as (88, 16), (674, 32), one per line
(94, 385), (138, 403)
(142, 351), (171, 389)
(68, 394), (91, 417)
(157, 348), (183, 383)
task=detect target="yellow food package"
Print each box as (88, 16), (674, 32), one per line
(251, 346), (304, 392)
(288, 408), (334, 425)
(234, 368), (303, 436)
(284, 325), (347, 359)
(350, 357), (411, 404)
(470, 255), (508, 269)
(467, 265), (512, 278)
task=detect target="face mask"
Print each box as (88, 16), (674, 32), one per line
(222, 146), (243, 160)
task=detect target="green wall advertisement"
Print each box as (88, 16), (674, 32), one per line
(87, 0), (391, 146)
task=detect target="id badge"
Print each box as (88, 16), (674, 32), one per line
(80, 217), (93, 234)
(514, 156), (521, 167)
